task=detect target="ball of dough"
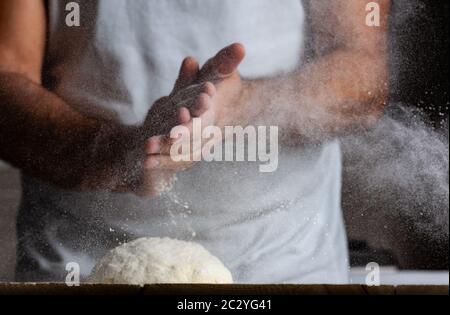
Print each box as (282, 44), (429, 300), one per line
(88, 237), (233, 285)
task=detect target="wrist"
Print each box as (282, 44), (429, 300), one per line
(115, 124), (145, 190)
(90, 122), (143, 191)
(234, 79), (264, 126)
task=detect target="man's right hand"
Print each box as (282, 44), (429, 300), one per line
(127, 44), (246, 197)
(143, 44), (246, 166)
(125, 57), (217, 196)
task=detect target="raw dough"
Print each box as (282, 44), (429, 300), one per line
(88, 237), (233, 285)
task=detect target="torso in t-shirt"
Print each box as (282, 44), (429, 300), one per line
(17, 0), (349, 284)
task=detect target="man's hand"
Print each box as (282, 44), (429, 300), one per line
(197, 43), (246, 129)
(145, 44), (247, 160)
(143, 57), (201, 136)
(129, 57), (217, 196)
(133, 44), (246, 196)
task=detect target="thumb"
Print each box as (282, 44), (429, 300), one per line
(199, 43), (246, 81)
(172, 57), (200, 93)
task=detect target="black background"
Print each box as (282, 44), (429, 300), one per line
(390, 0), (449, 129)
(342, 0), (449, 270)
(390, 0), (448, 269)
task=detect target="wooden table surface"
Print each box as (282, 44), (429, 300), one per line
(0, 283), (448, 295)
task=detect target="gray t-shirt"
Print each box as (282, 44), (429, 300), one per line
(17, 0), (349, 284)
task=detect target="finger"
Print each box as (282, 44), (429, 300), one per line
(145, 135), (179, 155)
(172, 57), (200, 93)
(145, 133), (198, 169)
(145, 136), (162, 155)
(144, 155), (194, 172)
(178, 107), (191, 124)
(199, 43), (246, 81)
(190, 91), (214, 117)
(176, 93), (215, 131)
(178, 82), (214, 117)
(202, 81), (216, 96)
(165, 141), (204, 163)
(171, 82), (216, 106)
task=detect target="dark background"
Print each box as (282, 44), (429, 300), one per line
(389, 0), (449, 268)
(343, 0), (449, 270)
(390, 0), (449, 129)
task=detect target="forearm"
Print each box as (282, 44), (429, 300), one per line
(236, 48), (388, 142)
(0, 71), (141, 190)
